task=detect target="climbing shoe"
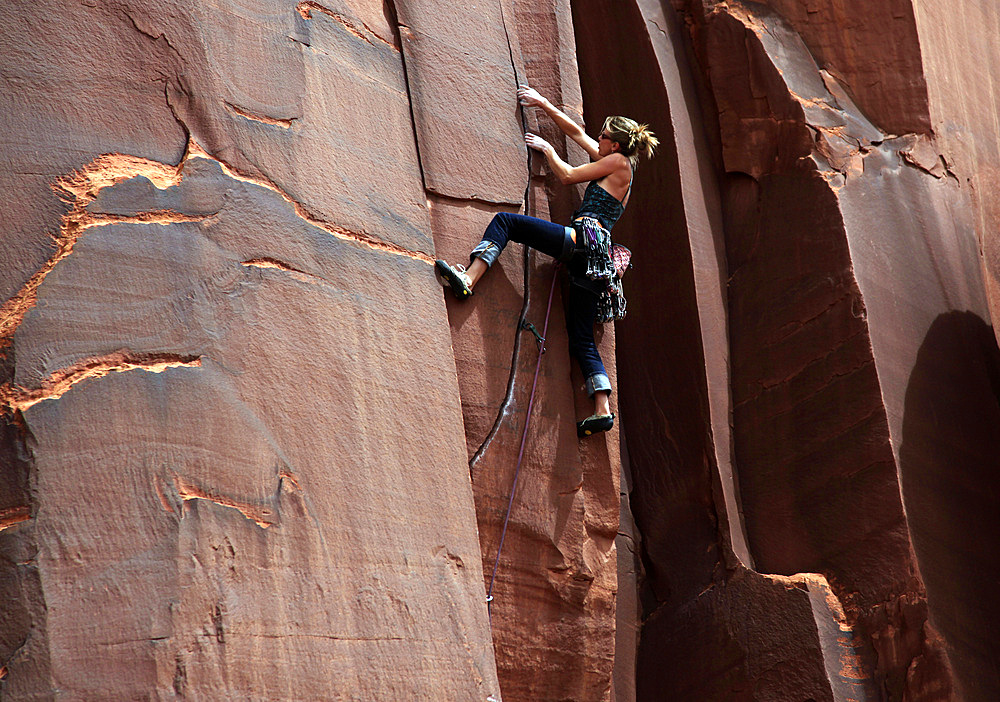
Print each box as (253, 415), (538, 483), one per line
(577, 413), (614, 438)
(435, 259), (474, 299)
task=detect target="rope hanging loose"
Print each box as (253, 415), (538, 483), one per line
(482, 0), (560, 617)
(486, 264), (560, 615)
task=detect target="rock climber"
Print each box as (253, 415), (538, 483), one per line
(435, 84), (658, 438)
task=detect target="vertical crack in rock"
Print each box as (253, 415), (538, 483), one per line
(162, 80), (193, 147)
(468, 247), (533, 473)
(387, 1), (429, 197)
(0, 351), (203, 414)
(469, 0), (534, 473)
(496, 0), (522, 88)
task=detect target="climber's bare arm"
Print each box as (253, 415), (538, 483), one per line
(518, 85), (600, 161)
(524, 134), (627, 186)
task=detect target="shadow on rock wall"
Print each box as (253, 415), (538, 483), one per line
(900, 311), (1000, 701)
(572, 0), (719, 616)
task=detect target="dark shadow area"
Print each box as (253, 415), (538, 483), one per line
(571, 0), (719, 615)
(571, 1), (729, 700)
(899, 311), (1000, 702)
(728, 169), (910, 590)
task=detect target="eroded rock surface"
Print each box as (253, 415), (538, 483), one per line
(1, 1), (624, 700)
(4, 1), (1000, 701)
(597, 0), (1000, 700)
(0, 2), (502, 699)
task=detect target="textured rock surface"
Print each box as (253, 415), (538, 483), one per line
(451, 2), (621, 698)
(1, 1), (622, 700)
(5, 1), (1000, 701)
(915, 2), (1000, 348)
(603, 0), (999, 700)
(0, 1), (502, 699)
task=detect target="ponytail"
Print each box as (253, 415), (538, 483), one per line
(630, 123), (658, 161)
(602, 116), (659, 167)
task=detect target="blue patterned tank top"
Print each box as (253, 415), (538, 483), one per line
(573, 167), (632, 230)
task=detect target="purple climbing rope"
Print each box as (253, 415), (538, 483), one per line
(486, 262), (560, 616)
(484, 0), (556, 617)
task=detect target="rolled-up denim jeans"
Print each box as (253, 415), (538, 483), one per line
(471, 212), (611, 397)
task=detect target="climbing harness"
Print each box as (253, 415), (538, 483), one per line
(576, 216), (616, 282)
(485, 265), (560, 615)
(574, 216), (632, 323)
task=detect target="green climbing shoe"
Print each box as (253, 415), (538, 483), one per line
(577, 413), (614, 438)
(435, 259), (474, 299)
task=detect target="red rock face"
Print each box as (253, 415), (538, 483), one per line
(0, 2), (503, 699)
(5, 1), (1000, 701)
(576, 0), (1000, 700)
(1, 1), (622, 700)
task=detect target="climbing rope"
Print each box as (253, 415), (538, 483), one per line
(478, 0), (564, 617)
(486, 263), (560, 616)
(468, 0), (534, 472)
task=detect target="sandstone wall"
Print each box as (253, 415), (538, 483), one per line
(0, 1), (528, 699)
(1, 0), (626, 699)
(604, 0), (1000, 700)
(4, 1), (1000, 701)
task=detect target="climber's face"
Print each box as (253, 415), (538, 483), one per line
(597, 129), (620, 158)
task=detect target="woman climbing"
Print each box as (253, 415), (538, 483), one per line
(435, 84), (658, 438)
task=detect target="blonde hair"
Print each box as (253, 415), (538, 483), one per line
(602, 116), (658, 167)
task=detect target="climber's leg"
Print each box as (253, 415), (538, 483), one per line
(437, 212), (573, 299)
(565, 281), (615, 437)
(464, 257), (489, 288)
(594, 390), (611, 417)
(476, 212), (575, 264)
(565, 282), (610, 396)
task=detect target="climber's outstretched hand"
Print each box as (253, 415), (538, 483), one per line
(524, 132), (553, 155)
(518, 85), (597, 159)
(517, 84), (546, 108)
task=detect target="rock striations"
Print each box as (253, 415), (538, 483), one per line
(2, 1), (1000, 701)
